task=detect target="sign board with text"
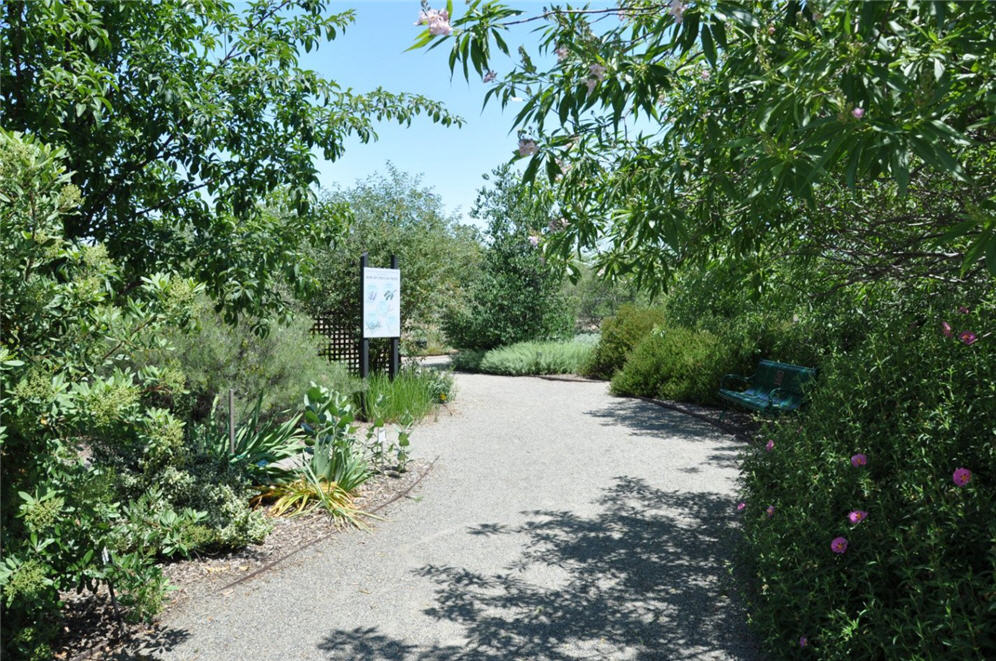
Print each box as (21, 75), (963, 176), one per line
(362, 267), (401, 338)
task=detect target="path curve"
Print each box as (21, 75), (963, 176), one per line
(138, 373), (760, 660)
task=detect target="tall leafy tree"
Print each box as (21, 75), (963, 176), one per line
(1, 0), (461, 315)
(415, 1), (996, 290)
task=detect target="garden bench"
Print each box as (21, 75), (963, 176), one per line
(718, 359), (817, 417)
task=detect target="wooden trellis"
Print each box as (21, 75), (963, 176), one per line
(311, 308), (392, 376)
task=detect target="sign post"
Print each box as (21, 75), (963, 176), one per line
(360, 254), (402, 414)
(389, 254), (399, 380)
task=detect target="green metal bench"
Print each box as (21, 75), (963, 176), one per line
(718, 359), (817, 417)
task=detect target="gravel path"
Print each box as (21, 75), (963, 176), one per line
(129, 373), (760, 660)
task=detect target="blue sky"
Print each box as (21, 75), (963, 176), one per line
(301, 1), (613, 226)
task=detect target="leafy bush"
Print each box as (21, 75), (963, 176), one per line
(451, 350), (486, 372)
(738, 286), (994, 659)
(142, 296), (353, 425)
(582, 305), (668, 379)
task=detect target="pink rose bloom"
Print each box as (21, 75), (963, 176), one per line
(848, 510), (868, 524)
(942, 320), (953, 337)
(517, 138), (538, 157)
(831, 536), (848, 554)
(852, 107), (865, 119)
(850, 453), (867, 467)
(959, 331), (977, 346)
(952, 467), (972, 486)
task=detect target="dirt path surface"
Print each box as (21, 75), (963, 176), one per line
(128, 373), (760, 660)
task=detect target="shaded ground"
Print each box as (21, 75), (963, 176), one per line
(119, 373), (759, 660)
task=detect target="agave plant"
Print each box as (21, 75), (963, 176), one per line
(256, 464), (373, 528)
(200, 393), (303, 486)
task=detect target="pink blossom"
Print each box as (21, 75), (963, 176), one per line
(483, 70), (496, 83)
(767, 24), (776, 35)
(850, 453), (867, 467)
(765, 440), (775, 452)
(952, 467), (972, 486)
(848, 510), (868, 524)
(831, 536), (848, 554)
(852, 107), (865, 119)
(942, 320), (953, 337)
(589, 63), (607, 81)
(528, 235), (540, 247)
(517, 138), (538, 157)
(585, 77), (599, 94)
(668, 0), (687, 24)
(555, 46), (569, 62)
(416, 7), (452, 36)
(959, 331), (977, 346)
(958, 305), (970, 314)
(799, 636), (808, 648)
(766, 505), (775, 518)
(699, 69), (711, 81)
(737, 502), (746, 512)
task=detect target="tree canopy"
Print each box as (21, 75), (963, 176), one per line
(415, 0), (996, 291)
(1, 0), (461, 315)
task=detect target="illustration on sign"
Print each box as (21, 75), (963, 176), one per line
(362, 267), (401, 338)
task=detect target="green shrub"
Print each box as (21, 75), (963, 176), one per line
(473, 336), (597, 376)
(738, 286), (994, 659)
(610, 325), (750, 404)
(582, 304), (668, 379)
(143, 296), (353, 425)
(451, 350), (486, 372)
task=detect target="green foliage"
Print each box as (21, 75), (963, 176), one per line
(442, 166), (574, 350)
(462, 336), (598, 376)
(738, 284), (994, 659)
(610, 325), (748, 405)
(362, 365), (454, 424)
(139, 294), (353, 426)
(2, 1), (462, 317)
(561, 264), (649, 331)
(420, 0), (996, 289)
(299, 386), (372, 492)
(582, 305), (668, 380)
(306, 165), (482, 334)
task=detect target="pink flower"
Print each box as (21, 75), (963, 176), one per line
(942, 321), (953, 337)
(799, 636), (808, 648)
(831, 536), (848, 554)
(848, 510), (868, 524)
(959, 331), (977, 346)
(850, 453), (867, 467)
(528, 235), (539, 247)
(517, 138), (538, 157)
(852, 107), (865, 119)
(765, 440), (775, 452)
(585, 77), (599, 94)
(766, 505), (775, 518)
(699, 69), (711, 81)
(668, 0), (687, 24)
(767, 24), (776, 35)
(555, 46), (569, 62)
(958, 305), (970, 314)
(737, 502), (746, 511)
(589, 63), (607, 81)
(416, 7), (452, 36)
(483, 70), (496, 83)
(953, 467), (972, 486)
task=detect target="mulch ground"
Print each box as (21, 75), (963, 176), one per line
(56, 460), (433, 661)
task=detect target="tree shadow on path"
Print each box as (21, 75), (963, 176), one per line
(318, 477), (759, 660)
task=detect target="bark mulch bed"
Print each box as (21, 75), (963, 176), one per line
(56, 459), (434, 661)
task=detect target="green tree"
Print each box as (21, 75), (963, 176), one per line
(416, 1), (996, 289)
(443, 165), (573, 350)
(306, 165), (482, 335)
(1, 0), (461, 316)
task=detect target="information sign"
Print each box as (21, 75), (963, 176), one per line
(362, 267), (401, 338)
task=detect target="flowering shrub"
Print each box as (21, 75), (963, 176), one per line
(738, 284), (994, 659)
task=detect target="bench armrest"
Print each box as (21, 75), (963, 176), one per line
(721, 373), (751, 390)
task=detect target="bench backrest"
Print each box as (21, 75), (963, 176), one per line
(754, 360), (817, 396)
